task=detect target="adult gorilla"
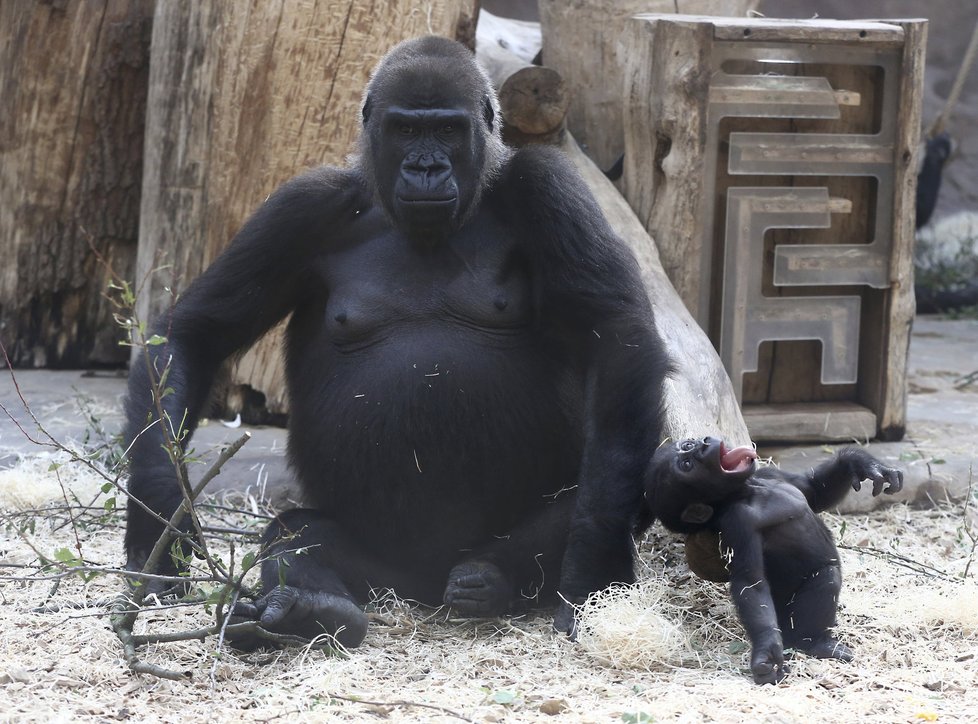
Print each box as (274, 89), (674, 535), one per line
(123, 36), (668, 647)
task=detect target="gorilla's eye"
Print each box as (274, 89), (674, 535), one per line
(679, 458), (694, 472)
(680, 440), (695, 451)
(441, 124), (455, 134)
(399, 124), (416, 136)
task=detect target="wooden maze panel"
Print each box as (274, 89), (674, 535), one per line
(703, 41), (901, 411)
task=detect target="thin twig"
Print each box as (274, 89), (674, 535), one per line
(841, 543), (957, 581)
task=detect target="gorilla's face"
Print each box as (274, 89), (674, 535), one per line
(371, 103), (479, 240)
(357, 37), (507, 247)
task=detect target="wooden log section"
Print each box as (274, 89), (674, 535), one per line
(0, 0), (153, 368)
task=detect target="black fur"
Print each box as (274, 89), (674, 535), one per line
(916, 131), (952, 230)
(645, 438), (902, 684)
(123, 36), (669, 647)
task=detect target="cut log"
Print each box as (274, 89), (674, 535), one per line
(539, 0), (759, 170)
(0, 0), (153, 368)
(476, 29), (568, 146)
(135, 0), (479, 420)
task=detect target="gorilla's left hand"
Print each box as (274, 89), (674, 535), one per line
(843, 449), (904, 496)
(230, 585), (368, 650)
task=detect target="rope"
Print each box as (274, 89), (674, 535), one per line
(927, 15), (978, 138)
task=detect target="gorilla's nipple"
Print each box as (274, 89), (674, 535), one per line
(334, 311), (348, 324)
(494, 296), (508, 311)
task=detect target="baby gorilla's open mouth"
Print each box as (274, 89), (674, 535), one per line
(719, 443), (758, 474)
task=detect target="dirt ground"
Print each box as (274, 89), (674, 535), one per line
(1, 439), (977, 723)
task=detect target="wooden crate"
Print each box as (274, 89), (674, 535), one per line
(622, 15), (926, 442)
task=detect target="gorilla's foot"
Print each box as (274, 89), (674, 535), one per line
(443, 560), (513, 617)
(231, 585), (368, 649)
(802, 635), (854, 662)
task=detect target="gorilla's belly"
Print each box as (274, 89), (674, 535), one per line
(285, 323), (581, 560)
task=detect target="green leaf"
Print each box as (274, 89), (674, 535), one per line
(103, 496), (116, 511)
(145, 334), (168, 346)
(622, 714), (655, 724)
(101, 482), (114, 494)
(53, 548), (83, 567)
(491, 691), (517, 706)
(241, 551), (257, 570)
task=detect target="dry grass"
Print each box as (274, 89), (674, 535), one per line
(2, 457), (977, 724)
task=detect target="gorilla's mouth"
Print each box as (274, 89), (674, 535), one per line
(719, 443), (758, 475)
(396, 194), (457, 206)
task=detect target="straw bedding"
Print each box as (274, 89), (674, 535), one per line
(1, 453), (976, 723)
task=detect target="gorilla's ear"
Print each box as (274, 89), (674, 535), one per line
(681, 503), (714, 525)
(362, 95), (373, 125)
(482, 95), (495, 132)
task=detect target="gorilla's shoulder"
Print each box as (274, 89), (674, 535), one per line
(495, 145), (587, 207)
(276, 165), (365, 197)
(504, 144), (577, 179)
(264, 165), (368, 216)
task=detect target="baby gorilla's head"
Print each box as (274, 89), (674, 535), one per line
(644, 437), (757, 533)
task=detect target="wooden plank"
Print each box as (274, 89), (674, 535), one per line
(667, 15), (908, 46)
(622, 17), (715, 321)
(744, 402), (878, 443)
(877, 19), (928, 440)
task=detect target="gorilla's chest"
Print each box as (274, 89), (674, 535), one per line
(318, 220), (531, 347)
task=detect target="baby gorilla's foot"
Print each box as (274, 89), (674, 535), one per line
(443, 560), (513, 617)
(802, 635), (854, 662)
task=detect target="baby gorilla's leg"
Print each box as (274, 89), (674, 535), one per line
(779, 563), (853, 661)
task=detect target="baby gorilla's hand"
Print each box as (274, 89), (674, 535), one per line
(841, 448), (904, 496)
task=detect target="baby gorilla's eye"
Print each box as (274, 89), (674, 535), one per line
(680, 440), (696, 451)
(679, 458), (694, 472)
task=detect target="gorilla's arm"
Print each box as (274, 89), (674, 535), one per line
(501, 145), (670, 623)
(123, 167), (361, 570)
(754, 447), (903, 514)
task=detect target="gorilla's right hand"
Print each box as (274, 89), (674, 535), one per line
(230, 585), (368, 650)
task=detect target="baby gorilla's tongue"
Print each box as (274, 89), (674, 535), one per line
(719, 444), (758, 474)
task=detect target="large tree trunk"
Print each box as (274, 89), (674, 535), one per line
(538, 0), (758, 171)
(0, 0), (153, 368)
(135, 0), (479, 421)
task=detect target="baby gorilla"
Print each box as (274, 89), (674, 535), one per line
(644, 438), (903, 684)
